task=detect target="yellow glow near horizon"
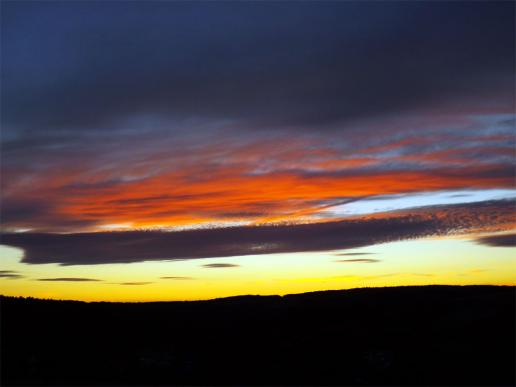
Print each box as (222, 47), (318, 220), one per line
(0, 236), (514, 302)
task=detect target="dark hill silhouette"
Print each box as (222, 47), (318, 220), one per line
(1, 285), (514, 385)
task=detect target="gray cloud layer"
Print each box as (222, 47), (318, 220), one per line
(474, 234), (516, 248)
(335, 259), (381, 263)
(3, 2), (513, 135)
(202, 263), (240, 269)
(36, 278), (101, 282)
(1, 200), (512, 266)
(1, 2), (514, 234)
(0, 270), (24, 279)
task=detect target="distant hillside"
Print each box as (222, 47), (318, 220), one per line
(1, 285), (514, 385)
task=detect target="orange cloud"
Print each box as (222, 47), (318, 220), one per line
(2, 131), (514, 232)
(48, 163), (512, 230)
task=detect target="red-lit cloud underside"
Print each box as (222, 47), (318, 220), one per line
(2, 128), (514, 232)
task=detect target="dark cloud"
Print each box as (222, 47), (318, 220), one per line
(1, 2), (514, 235)
(1, 200), (512, 266)
(36, 278), (101, 282)
(0, 197), (99, 233)
(202, 263), (240, 269)
(2, 2), (513, 136)
(282, 164), (516, 182)
(119, 282), (153, 286)
(160, 276), (194, 280)
(474, 233), (516, 248)
(0, 270), (24, 279)
(335, 259), (381, 263)
(0, 199), (53, 225)
(335, 252), (375, 256)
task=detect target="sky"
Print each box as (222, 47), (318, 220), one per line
(1, 1), (515, 301)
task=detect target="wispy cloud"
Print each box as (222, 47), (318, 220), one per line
(1, 2), (514, 237)
(36, 278), (101, 282)
(0, 270), (24, 279)
(474, 233), (516, 247)
(202, 263), (240, 269)
(1, 200), (513, 266)
(335, 259), (381, 263)
(334, 252), (375, 256)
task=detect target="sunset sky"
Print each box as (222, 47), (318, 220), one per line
(1, 1), (515, 301)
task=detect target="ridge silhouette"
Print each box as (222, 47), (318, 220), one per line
(1, 285), (514, 385)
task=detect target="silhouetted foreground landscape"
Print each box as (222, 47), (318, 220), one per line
(1, 285), (515, 386)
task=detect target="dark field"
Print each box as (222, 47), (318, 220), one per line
(1, 285), (515, 386)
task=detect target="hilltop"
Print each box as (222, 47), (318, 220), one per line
(1, 285), (514, 385)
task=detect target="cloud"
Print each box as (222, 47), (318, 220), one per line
(1, 200), (513, 266)
(119, 282), (153, 285)
(3, 2), (513, 134)
(0, 270), (24, 279)
(202, 263), (240, 269)
(2, 163), (514, 233)
(2, 2), (514, 237)
(468, 269), (487, 274)
(0, 199), (53, 225)
(335, 252), (375, 256)
(474, 233), (516, 247)
(160, 276), (194, 280)
(335, 259), (381, 263)
(36, 278), (101, 282)
(0, 196), (100, 233)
